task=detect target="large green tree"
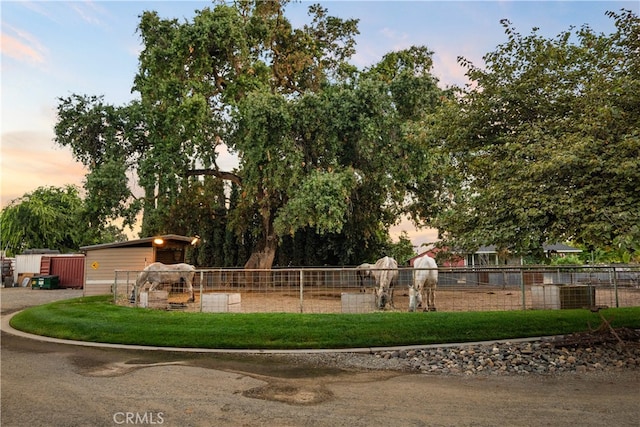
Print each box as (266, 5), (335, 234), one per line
(230, 45), (448, 267)
(434, 9), (640, 259)
(54, 1), (447, 267)
(55, 95), (141, 233)
(133, 1), (363, 268)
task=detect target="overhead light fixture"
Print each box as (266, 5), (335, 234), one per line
(191, 235), (200, 245)
(153, 238), (164, 245)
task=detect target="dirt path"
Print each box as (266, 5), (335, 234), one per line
(2, 288), (638, 426)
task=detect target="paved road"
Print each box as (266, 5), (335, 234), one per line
(2, 287), (638, 427)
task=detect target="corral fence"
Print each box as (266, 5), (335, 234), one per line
(113, 265), (640, 314)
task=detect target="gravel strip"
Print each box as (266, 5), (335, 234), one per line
(277, 330), (640, 376)
(373, 339), (640, 375)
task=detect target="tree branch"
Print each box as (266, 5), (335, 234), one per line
(186, 169), (242, 186)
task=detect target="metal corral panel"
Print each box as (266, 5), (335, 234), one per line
(84, 247), (153, 296)
(45, 255), (85, 288)
(397, 269), (413, 286)
(15, 254), (44, 273)
(14, 254), (44, 285)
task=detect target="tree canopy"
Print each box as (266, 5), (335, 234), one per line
(54, 0), (447, 267)
(433, 9), (640, 261)
(50, 3), (639, 266)
(0, 185), (125, 256)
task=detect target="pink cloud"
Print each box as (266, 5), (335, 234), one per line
(1, 132), (86, 207)
(390, 217), (440, 254)
(68, 1), (109, 27)
(0, 26), (47, 64)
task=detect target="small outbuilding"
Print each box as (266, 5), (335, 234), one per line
(411, 243), (582, 267)
(80, 234), (196, 296)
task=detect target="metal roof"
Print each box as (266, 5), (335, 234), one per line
(542, 243), (583, 253)
(80, 234), (194, 251)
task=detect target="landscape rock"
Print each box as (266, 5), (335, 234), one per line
(304, 328), (640, 377)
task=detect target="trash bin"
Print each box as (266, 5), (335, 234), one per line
(31, 275), (60, 290)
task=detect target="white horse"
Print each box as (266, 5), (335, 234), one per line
(371, 256), (398, 310)
(410, 255), (438, 312)
(355, 263), (374, 292)
(135, 262), (196, 302)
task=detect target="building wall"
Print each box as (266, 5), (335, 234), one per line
(43, 255), (85, 288)
(84, 247), (154, 296)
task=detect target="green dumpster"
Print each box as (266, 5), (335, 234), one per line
(31, 275), (60, 290)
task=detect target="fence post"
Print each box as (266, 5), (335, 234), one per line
(131, 271), (137, 305)
(612, 265), (619, 308)
(113, 271), (118, 304)
(126, 271), (130, 305)
(520, 268), (526, 310)
(199, 270), (204, 312)
(299, 269), (304, 313)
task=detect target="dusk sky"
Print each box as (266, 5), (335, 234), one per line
(2, 1), (637, 249)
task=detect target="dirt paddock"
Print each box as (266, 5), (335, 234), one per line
(120, 286), (640, 314)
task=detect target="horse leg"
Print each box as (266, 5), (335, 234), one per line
(416, 284), (426, 312)
(377, 286), (387, 310)
(409, 286), (418, 312)
(187, 279), (195, 302)
(148, 281), (159, 292)
(424, 286), (430, 311)
(427, 285), (436, 311)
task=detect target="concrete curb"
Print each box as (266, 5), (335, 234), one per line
(1, 309), (550, 354)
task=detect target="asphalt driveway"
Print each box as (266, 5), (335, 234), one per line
(2, 287), (638, 427)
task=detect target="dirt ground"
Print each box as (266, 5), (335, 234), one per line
(118, 285), (640, 314)
(2, 287), (639, 427)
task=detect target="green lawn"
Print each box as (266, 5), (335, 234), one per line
(9, 296), (640, 349)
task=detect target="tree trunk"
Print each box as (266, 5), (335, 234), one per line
(244, 193), (278, 270)
(243, 232), (277, 288)
(244, 233), (277, 269)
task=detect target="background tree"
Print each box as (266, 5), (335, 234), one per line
(0, 185), (125, 256)
(387, 231), (417, 265)
(163, 176), (233, 266)
(55, 95), (140, 234)
(433, 9), (640, 260)
(54, 1), (448, 267)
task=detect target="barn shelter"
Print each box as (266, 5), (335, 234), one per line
(80, 234), (196, 296)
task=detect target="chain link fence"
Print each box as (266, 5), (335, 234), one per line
(113, 265), (640, 313)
